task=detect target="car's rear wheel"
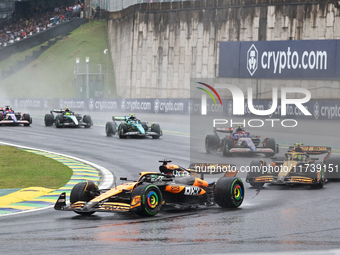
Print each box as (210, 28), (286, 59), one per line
(70, 181), (99, 215)
(106, 121), (116, 136)
(83, 115), (92, 128)
(214, 177), (244, 208)
(247, 160), (265, 188)
(151, 123), (161, 139)
(222, 137), (234, 157)
(205, 134), (219, 154)
(132, 184), (162, 216)
(44, 114), (54, 126)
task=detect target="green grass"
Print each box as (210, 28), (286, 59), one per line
(0, 20), (116, 98)
(0, 145), (72, 189)
(0, 41), (50, 73)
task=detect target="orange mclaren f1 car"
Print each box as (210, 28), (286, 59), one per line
(55, 160), (244, 217)
(246, 144), (331, 188)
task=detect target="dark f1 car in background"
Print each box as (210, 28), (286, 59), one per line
(246, 144), (331, 188)
(105, 114), (162, 139)
(55, 160), (244, 217)
(205, 125), (278, 157)
(0, 106), (32, 126)
(44, 108), (92, 128)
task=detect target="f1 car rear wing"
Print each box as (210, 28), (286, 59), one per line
(188, 163), (238, 179)
(112, 116), (129, 121)
(288, 145), (331, 155)
(214, 127), (235, 133)
(288, 145), (332, 162)
(50, 109), (65, 114)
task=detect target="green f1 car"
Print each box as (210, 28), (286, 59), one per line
(105, 114), (162, 139)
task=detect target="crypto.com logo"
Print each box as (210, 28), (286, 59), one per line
(247, 44), (258, 76)
(215, 84), (312, 116)
(196, 82), (222, 115)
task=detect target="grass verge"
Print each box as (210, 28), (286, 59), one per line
(0, 20), (115, 98)
(0, 145), (72, 189)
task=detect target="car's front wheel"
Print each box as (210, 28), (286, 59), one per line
(55, 115), (63, 128)
(23, 113), (31, 126)
(118, 123), (128, 138)
(70, 181), (99, 215)
(131, 184), (162, 216)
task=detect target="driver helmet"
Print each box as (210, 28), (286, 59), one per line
(129, 113), (136, 120)
(65, 107), (71, 115)
(294, 145), (303, 152)
(293, 154), (303, 161)
(235, 125), (244, 132)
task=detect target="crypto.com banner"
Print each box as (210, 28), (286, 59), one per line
(3, 97), (340, 120)
(5, 98), (189, 114)
(219, 40), (340, 79)
(189, 98), (340, 120)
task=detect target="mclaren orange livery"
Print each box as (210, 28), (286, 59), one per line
(246, 144), (331, 188)
(55, 160), (244, 217)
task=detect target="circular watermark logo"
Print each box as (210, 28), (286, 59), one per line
(154, 99), (160, 113)
(88, 98), (94, 111)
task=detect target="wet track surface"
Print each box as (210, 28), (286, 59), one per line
(1, 112), (340, 255)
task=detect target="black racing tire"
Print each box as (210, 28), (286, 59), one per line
(141, 121), (149, 132)
(131, 184), (162, 216)
(222, 137), (234, 157)
(306, 162), (325, 189)
(0, 113), (3, 120)
(264, 137), (276, 157)
(44, 114), (54, 126)
(214, 177), (244, 208)
(247, 160), (265, 188)
(205, 134), (219, 154)
(83, 115), (92, 128)
(70, 181), (99, 215)
(151, 123), (161, 139)
(105, 121), (116, 137)
(23, 113), (31, 126)
(55, 115), (63, 128)
(118, 123), (128, 138)
(325, 157), (340, 181)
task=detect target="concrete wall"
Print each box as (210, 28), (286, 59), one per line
(107, 0), (340, 99)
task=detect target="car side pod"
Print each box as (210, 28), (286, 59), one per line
(54, 192), (67, 210)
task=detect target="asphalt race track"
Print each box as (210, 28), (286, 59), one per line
(1, 111), (340, 255)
